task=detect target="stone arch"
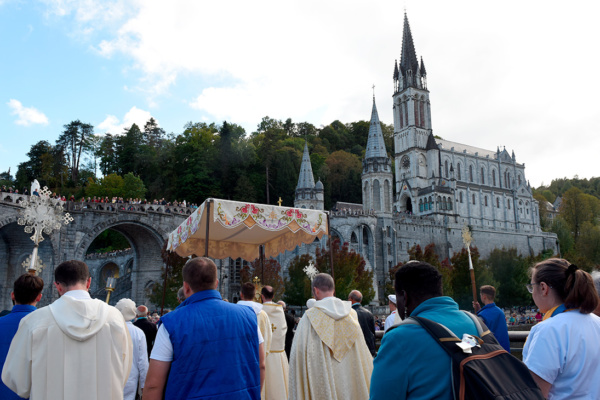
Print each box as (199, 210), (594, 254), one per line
(0, 220), (57, 310)
(74, 219), (167, 307)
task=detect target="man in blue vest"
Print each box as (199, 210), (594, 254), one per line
(0, 274), (43, 400)
(473, 285), (510, 352)
(144, 257), (265, 399)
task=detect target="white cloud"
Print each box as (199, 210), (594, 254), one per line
(7, 99), (49, 126)
(40, 0), (600, 186)
(97, 106), (156, 134)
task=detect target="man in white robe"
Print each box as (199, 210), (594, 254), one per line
(238, 282), (271, 396)
(289, 273), (373, 400)
(2, 260), (132, 400)
(116, 298), (148, 400)
(260, 286), (289, 400)
(384, 294), (397, 332)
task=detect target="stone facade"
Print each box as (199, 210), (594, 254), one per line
(283, 12), (558, 303)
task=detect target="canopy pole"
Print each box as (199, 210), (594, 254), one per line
(204, 199), (211, 257)
(160, 261), (169, 316)
(260, 245), (265, 282)
(327, 213), (334, 281)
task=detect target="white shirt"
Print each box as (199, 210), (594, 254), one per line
(62, 290), (92, 300)
(124, 321), (148, 400)
(384, 310), (397, 332)
(523, 310), (600, 399)
(151, 320), (264, 362)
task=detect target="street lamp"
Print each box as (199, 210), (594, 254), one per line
(17, 186), (74, 275)
(105, 276), (117, 304)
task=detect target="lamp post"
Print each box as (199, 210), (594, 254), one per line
(105, 276), (117, 304)
(17, 186), (73, 275)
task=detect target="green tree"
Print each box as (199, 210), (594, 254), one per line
(252, 117), (286, 204)
(122, 173), (147, 199)
(97, 134), (118, 176)
(86, 173), (124, 198)
(559, 187), (600, 240)
(323, 150), (362, 207)
(533, 192), (551, 231)
(315, 238), (375, 304)
(15, 140), (54, 189)
(448, 247), (496, 310)
(56, 120), (94, 183)
(486, 248), (531, 307)
(283, 254), (313, 306)
(241, 258), (285, 301)
(149, 241), (187, 311)
(116, 123), (144, 175)
(575, 222), (600, 270)
(551, 217), (575, 257)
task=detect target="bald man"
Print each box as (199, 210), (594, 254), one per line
(134, 305), (157, 357)
(349, 290), (376, 356)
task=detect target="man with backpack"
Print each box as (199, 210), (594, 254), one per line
(369, 261), (543, 399)
(370, 261), (480, 399)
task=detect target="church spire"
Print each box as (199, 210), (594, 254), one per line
(399, 12), (420, 89)
(365, 96), (388, 159)
(296, 142), (316, 190)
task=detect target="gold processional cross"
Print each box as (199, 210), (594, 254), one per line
(277, 197), (283, 206)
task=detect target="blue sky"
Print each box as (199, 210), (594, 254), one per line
(1, 0), (599, 188)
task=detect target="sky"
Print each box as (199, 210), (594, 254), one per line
(1, 0), (599, 188)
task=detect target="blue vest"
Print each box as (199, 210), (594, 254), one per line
(477, 302), (510, 352)
(161, 290), (260, 400)
(0, 304), (36, 400)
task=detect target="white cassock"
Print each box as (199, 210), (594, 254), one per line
(237, 300), (272, 399)
(384, 310), (397, 332)
(124, 321), (148, 400)
(288, 297), (373, 400)
(2, 290), (132, 400)
(262, 302), (289, 400)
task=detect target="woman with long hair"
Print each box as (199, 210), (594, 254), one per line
(523, 258), (600, 399)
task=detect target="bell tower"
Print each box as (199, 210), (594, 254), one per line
(393, 12), (434, 212)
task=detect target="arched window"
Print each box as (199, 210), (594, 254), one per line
(481, 168), (485, 184)
(457, 163), (462, 180)
(472, 194), (476, 205)
(518, 174), (522, 186)
(460, 192), (463, 203)
(419, 101), (425, 128)
(484, 196), (488, 206)
(508, 199), (511, 209)
(493, 170), (497, 186)
(429, 196), (433, 210)
(448, 198), (453, 210)
(496, 198), (500, 208)
(469, 165), (474, 182)
(399, 103), (404, 128)
(445, 160), (449, 177)
(419, 199), (424, 212)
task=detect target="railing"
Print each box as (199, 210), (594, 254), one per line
(85, 248), (134, 259)
(374, 328), (530, 355)
(0, 192), (195, 216)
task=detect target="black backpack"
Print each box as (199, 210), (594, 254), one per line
(410, 312), (544, 400)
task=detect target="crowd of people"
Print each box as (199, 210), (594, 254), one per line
(0, 257), (599, 399)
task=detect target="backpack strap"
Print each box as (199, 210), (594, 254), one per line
(410, 316), (462, 357)
(461, 311), (493, 339)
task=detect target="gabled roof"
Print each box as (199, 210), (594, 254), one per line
(364, 96), (389, 159)
(296, 142), (316, 190)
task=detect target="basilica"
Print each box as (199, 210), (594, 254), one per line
(283, 13), (558, 302)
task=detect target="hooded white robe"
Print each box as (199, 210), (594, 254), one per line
(262, 302), (289, 400)
(1, 290), (132, 400)
(288, 297), (373, 400)
(238, 300), (272, 400)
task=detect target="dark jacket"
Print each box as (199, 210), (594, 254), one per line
(133, 317), (158, 357)
(283, 311), (295, 359)
(352, 303), (376, 356)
